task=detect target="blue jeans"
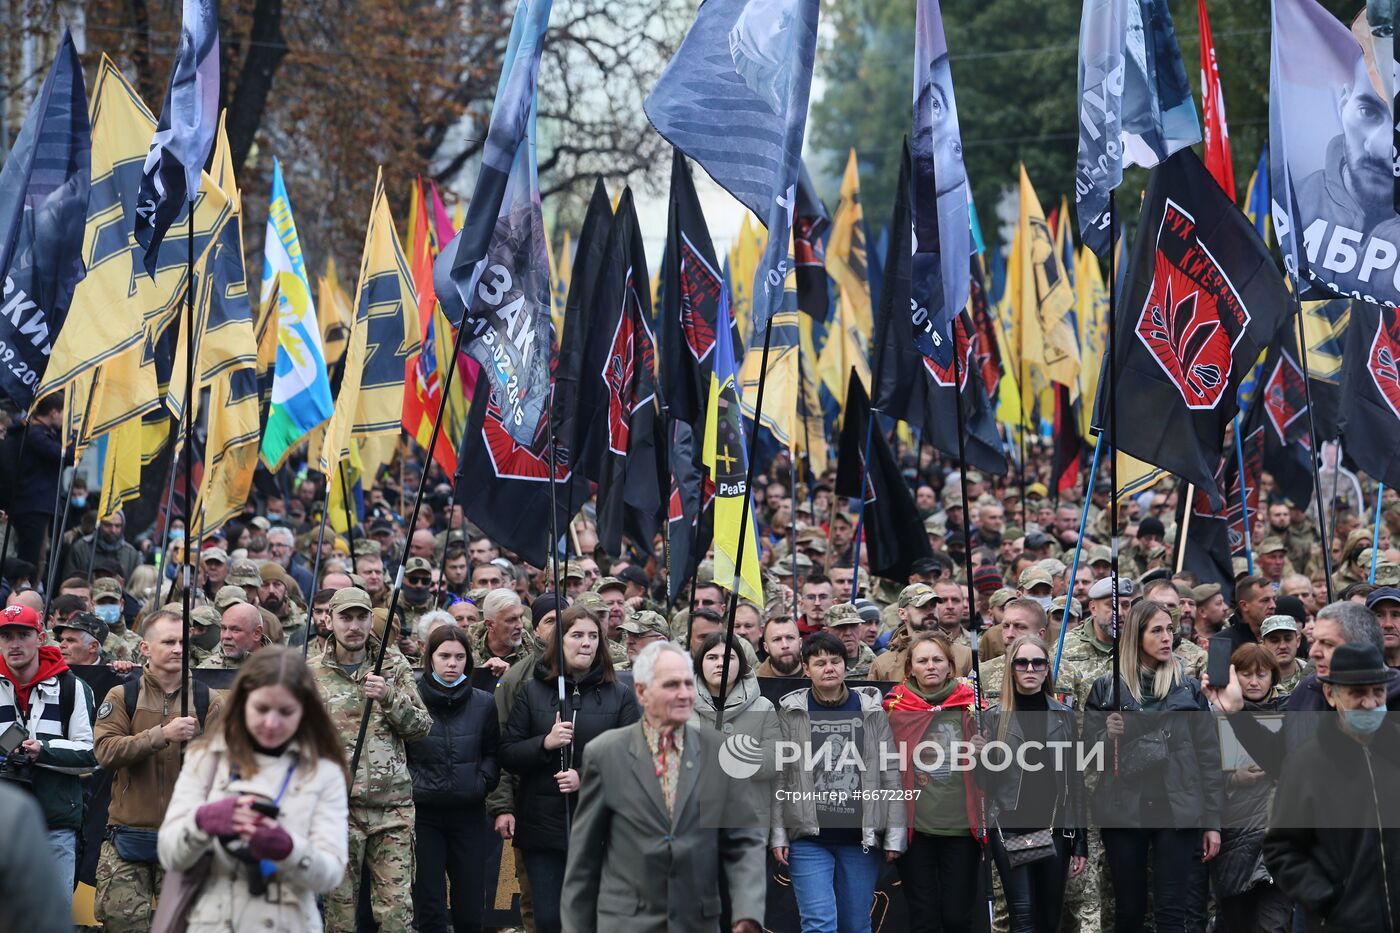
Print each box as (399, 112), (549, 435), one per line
(519, 848), (567, 933)
(788, 838), (882, 933)
(48, 828), (75, 905)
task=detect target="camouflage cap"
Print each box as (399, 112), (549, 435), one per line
(775, 552), (814, 576)
(329, 587), (373, 613)
(897, 583), (940, 609)
(924, 514), (947, 536)
(352, 539), (382, 558)
(1259, 536), (1287, 555)
(1087, 545), (1112, 565)
(1037, 557), (1068, 578)
(1018, 567), (1054, 591)
(544, 558), (585, 582)
(619, 610), (668, 638)
(54, 611), (108, 645)
(1051, 595), (1083, 618)
(574, 591), (605, 613)
(593, 575), (627, 594)
(403, 556), (434, 576)
(91, 577), (123, 602)
(214, 585), (248, 611)
(190, 605), (222, 629)
(1192, 583), (1222, 603)
(227, 559), (263, 587)
(822, 602), (863, 627)
(988, 587), (1017, 610)
(201, 547), (229, 565)
(1376, 562), (1400, 587)
(1146, 544), (1168, 561)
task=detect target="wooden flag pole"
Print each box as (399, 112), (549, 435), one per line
(1175, 484), (1195, 574)
(180, 221), (196, 721)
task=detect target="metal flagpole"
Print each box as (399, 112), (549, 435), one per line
(848, 409), (876, 604)
(304, 477), (333, 659)
(181, 221), (196, 721)
(1107, 194), (1121, 724)
(1292, 294), (1335, 602)
(40, 386), (88, 624)
(1372, 484), (1385, 584)
(1234, 415), (1253, 575)
(715, 320), (774, 732)
(350, 282), (479, 776)
(545, 380), (570, 830)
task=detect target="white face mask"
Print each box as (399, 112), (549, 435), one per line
(1031, 596), (1054, 612)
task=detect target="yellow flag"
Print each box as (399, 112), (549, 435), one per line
(728, 215), (764, 350)
(97, 419), (141, 521)
(318, 255), (353, 372)
(818, 149), (873, 408)
(193, 368), (261, 532)
(320, 169), (419, 482)
(1010, 166), (1076, 392)
(1075, 247), (1109, 437)
(795, 314), (830, 475)
(551, 228), (572, 341)
(38, 57), (231, 409)
(739, 234), (799, 453)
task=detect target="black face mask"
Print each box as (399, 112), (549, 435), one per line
(403, 585), (431, 606)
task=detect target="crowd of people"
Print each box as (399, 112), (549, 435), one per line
(1, 425), (1398, 933)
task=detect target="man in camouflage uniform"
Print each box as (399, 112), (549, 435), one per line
(258, 561), (308, 647)
(92, 577), (139, 661)
(93, 611), (222, 931)
(311, 586), (431, 933)
(197, 601), (268, 669)
(187, 604), (220, 666)
(467, 587), (533, 677)
(869, 583), (960, 681)
(395, 556), (438, 664)
(592, 576), (629, 644)
(976, 598), (1049, 707)
(52, 611), (109, 667)
(1261, 614), (1310, 699)
(820, 603), (876, 679)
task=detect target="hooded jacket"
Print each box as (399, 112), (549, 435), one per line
(0, 646), (96, 830)
(498, 658), (640, 852)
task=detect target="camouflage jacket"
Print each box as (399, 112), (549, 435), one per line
(844, 642), (877, 680)
(310, 638), (431, 808)
(977, 654), (1007, 707)
(466, 620), (541, 669)
(1274, 659), (1310, 700)
(196, 635), (273, 670)
(104, 624), (141, 663)
(1175, 637), (1208, 682)
(1054, 623), (1114, 710)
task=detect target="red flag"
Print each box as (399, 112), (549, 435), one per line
(402, 178), (458, 474)
(1198, 0), (1235, 200)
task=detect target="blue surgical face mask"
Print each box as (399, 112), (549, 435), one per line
(1342, 706), (1387, 734)
(70, 496), (86, 509)
(169, 529), (185, 542)
(265, 512), (283, 523)
(94, 604), (121, 625)
(431, 671), (467, 688)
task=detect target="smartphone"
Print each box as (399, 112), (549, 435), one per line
(0, 722), (26, 757)
(1207, 632), (1234, 689)
(249, 800), (280, 819)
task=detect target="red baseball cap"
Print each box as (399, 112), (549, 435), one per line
(0, 605), (42, 633)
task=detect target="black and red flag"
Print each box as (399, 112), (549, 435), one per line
(1051, 384), (1083, 496)
(1251, 334), (1314, 506)
(659, 151), (723, 599)
(1178, 419), (1263, 604)
(552, 179), (613, 519)
(578, 189), (665, 557)
(969, 253), (1002, 401)
(836, 370), (933, 581)
(1096, 148), (1290, 508)
(871, 141), (1005, 476)
(1340, 301), (1400, 488)
(457, 381), (583, 568)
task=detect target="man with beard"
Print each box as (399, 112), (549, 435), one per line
(62, 510), (140, 581)
(469, 589), (529, 678)
(197, 602), (267, 669)
(757, 616), (803, 677)
(258, 562), (308, 648)
(1193, 583), (1230, 645)
(869, 583), (969, 680)
(395, 557), (437, 663)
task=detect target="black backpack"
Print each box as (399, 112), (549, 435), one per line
(122, 677), (211, 728)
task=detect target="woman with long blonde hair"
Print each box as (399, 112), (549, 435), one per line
(158, 647), (349, 931)
(1085, 600), (1223, 933)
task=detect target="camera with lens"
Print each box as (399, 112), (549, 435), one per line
(0, 724), (33, 790)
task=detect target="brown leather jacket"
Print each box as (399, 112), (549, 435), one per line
(93, 672), (223, 829)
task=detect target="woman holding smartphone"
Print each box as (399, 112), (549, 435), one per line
(158, 647), (349, 932)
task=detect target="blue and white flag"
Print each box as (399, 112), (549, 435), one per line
(433, 0), (553, 445)
(0, 31), (90, 409)
(1074, 0), (1200, 256)
(134, 0), (219, 276)
(910, 0), (972, 362)
(645, 0), (820, 336)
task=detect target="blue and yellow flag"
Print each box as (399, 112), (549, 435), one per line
(1242, 145), (1271, 248)
(704, 288), (764, 606)
(260, 158), (332, 468)
(817, 149), (872, 409)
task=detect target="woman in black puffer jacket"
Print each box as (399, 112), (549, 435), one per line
(499, 604), (639, 933)
(407, 625), (500, 933)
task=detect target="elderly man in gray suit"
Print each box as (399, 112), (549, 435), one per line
(562, 640), (767, 933)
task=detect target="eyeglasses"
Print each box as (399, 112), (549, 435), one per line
(1011, 658), (1049, 672)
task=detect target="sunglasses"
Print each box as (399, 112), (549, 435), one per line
(1011, 657), (1049, 672)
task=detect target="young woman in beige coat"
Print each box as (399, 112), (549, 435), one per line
(159, 646), (350, 931)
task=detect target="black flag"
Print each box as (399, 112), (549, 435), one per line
(578, 190), (663, 556)
(1051, 383), (1083, 496)
(659, 151), (724, 428)
(666, 419), (714, 604)
(1340, 301), (1400, 488)
(1179, 419), (1263, 604)
(1097, 148), (1290, 507)
(836, 370), (933, 581)
(1250, 334), (1314, 506)
(552, 179), (613, 518)
(794, 161), (831, 320)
